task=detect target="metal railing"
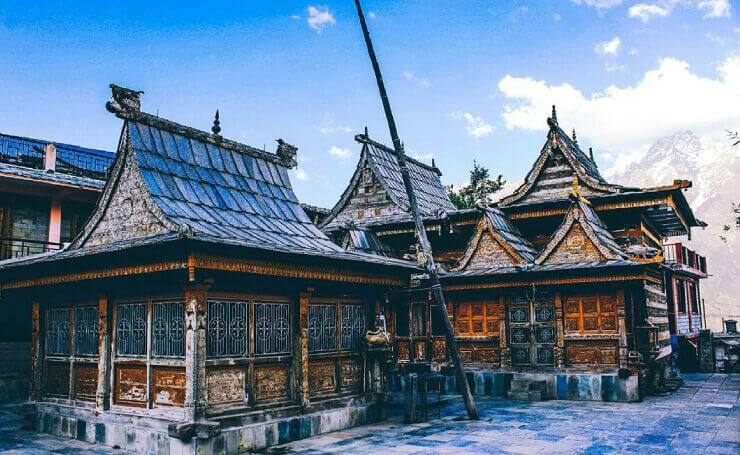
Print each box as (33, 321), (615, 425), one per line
(664, 243), (707, 274)
(0, 237), (63, 260)
(0, 133), (113, 181)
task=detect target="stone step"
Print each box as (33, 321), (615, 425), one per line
(510, 379), (546, 393)
(508, 390), (543, 401)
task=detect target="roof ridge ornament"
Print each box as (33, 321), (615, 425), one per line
(547, 105), (558, 129)
(212, 110), (222, 136)
(106, 84), (144, 117)
(570, 174), (592, 205)
(572, 128), (578, 146)
(275, 139), (298, 169)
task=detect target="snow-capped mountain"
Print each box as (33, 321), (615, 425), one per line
(608, 131), (740, 332)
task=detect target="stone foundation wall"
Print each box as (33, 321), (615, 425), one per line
(390, 370), (640, 402)
(33, 401), (380, 454)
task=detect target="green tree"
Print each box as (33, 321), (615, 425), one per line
(447, 161), (505, 209)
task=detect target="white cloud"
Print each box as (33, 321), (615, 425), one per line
(318, 115), (352, 135)
(290, 14), (301, 20)
(605, 62), (626, 72)
(402, 70), (431, 88)
(368, 11), (377, 19)
(307, 5), (335, 33)
(698, 0), (731, 18)
(706, 33), (725, 45)
(628, 3), (670, 22)
(599, 152), (616, 162)
(452, 112), (494, 139)
(595, 37), (622, 56)
(554, 13), (562, 21)
(411, 152), (434, 162)
(328, 145), (351, 160)
(628, 0), (731, 22)
(498, 56), (740, 153)
(294, 168), (309, 181)
(630, 48), (639, 55)
(570, 0), (624, 13)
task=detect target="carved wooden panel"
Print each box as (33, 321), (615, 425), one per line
(456, 301), (501, 336)
(207, 369), (246, 405)
(566, 341), (619, 366)
(564, 294), (619, 334)
(340, 358), (362, 390)
(254, 364), (290, 402)
(115, 365), (147, 407)
(465, 232), (518, 269)
(460, 349), (474, 363)
(396, 340), (410, 361)
(413, 341), (426, 362)
(432, 339), (447, 360)
(475, 348), (500, 364)
(308, 360), (336, 394)
(152, 368), (186, 407)
(545, 223), (603, 264)
(45, 362), (70, 397)
(74, 363), (98, 401)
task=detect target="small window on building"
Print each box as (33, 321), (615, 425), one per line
(677, 281), (687, 314)
(357, 210), (364, 219)
(116, 302), (148, 356)
(430, 303), (447, 336)
(46, 308), (72, 356)
(74, 306), (99, 357)
(688, 283), (699, 314)
(455, 302), (500, 336)
(396, 301), (409, 337)
(254, 301), (291, 355)
(374, 208), (381, 216)
(308, 304), (337, 352)
(340, 304), (366, 350)
(207, 299), (248, 358)
(151, 300), (186, 358)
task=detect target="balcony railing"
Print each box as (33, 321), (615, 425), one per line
(664, 243), (707, 275)
(0, 133), (113, 181)
(0, 237), (62, 261)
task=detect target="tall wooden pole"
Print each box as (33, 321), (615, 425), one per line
(353, 0), (478, 420)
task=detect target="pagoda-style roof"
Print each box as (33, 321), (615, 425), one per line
(535, 192), (628, 265)
(500, 109), (628, 206)
(321, 132), (455, 229)
(0, 85), (419, 274)
(451, 207), (537, 271)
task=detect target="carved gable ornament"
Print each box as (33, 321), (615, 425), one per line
(452, 214), (526, 271)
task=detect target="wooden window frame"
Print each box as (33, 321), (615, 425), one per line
(455, 301), (501, 337)
(564, 294), (619, 335)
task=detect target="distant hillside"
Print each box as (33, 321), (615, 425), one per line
(608, 131), (740, 332)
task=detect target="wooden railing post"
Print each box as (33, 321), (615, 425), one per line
(293, 289), (312, 410)
(96, 293), (111, 410)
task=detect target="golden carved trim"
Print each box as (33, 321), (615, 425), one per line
(508, 208), (568, 220)
(192, 254), (407, 286)
(442, 273), (647, 291)
(1, 261), (188, 290)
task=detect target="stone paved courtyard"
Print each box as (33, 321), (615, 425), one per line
(0, 373), (737, 454)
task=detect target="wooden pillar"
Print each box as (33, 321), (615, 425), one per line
(554, 292), (565, 369)
(96, 294), (111, 410)
(499, 296), (510, 368)
(293, 289), (311, 410)
(47, 195), (63, 246)
(617, 289), (629, 368)
(30, 301), (43, 401)
(183, 281), (210, 421)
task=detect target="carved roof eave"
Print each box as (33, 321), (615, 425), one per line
(319, 148), (371, 229)
(500, 128), (623, 206)
(450, 212), (525, 272)
(354, 133), (442, 175)
(534, 200), (624, 265)
(69, 122), (180, 250)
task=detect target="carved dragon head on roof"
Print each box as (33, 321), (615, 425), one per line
(106, 84), (144, 117)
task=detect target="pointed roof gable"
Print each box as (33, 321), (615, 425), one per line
(535, 193), (627, 265)
(500, 111), (627, 206)
(320, 133), (455, 228)
(71, 85), (351, 256)
(451, 207), (537, 271)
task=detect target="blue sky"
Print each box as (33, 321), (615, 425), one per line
(1, 0), (737, 207)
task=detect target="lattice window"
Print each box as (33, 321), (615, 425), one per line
(152, 300), (185, 358)
(564, 294), (618, 334)
(116, 302), (147, 356)
(74, 306), (99, 357)
(411, 302), (427, 337)
(340, 305), (366, 350)
(46, 308), (72, 356)
(207, 299), (248, 358)
(455, 302), (500, 336)
(254, 301), (291, 355)
(309, 304), (337, 352)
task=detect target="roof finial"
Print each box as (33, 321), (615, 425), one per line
(364, 125), (368, 137)
(589, 147), (595, 162)
(571, 128), (578, 146)
(431, 158), (436, 168)
(551, 105), (558, 125)
(212, 110), (221, 135)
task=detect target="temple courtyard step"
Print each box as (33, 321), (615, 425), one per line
(507, 378), (547, 401)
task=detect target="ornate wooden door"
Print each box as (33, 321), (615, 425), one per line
(509, 291), (556, 366)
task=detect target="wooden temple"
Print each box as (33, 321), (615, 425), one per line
(321, 109), (705, 401)
(0, 86), (419, 454)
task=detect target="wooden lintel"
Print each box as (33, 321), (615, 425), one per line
(442, 273), (649, 291)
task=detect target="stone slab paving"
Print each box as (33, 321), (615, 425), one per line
(0, 373), (737, 454)
(258, 373), (740, 455)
